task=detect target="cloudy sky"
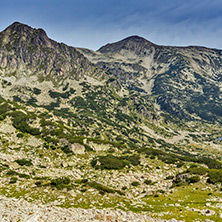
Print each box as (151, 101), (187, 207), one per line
(1, 0), (222, 50)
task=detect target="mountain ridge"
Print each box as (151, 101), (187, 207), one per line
(78, 33), (222, 123)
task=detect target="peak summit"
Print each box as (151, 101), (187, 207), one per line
(4, 22), (34, 33)
(121, 35), (151, 43)
(97, 35), (155, 54)
(1, 22), (52, 48)
(3, 21), (48, 38)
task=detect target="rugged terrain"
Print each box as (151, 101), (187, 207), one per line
(0, 22), (222, 221)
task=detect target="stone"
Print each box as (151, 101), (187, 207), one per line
(9, 162), (20, 170)
(71, 143), (85, 154)
(62, 162), (68, 168)
(106, 215), (112, 221)
(67, 161), (75, 167)
(95, 214), (105, 220)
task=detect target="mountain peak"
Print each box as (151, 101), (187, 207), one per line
(3, 21), (47, 38)
(1, 22), (52, 49)
(4, 22), (33, 33)
(122, 35), (152, 43)
(97, 35), (155, 54)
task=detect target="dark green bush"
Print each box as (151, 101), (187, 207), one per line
(35, 181), (42, 187)
(122, 186), (127, 190)
(188, 167), (208, 175)
(61, 145), (73, 154)
(188, 175), (200, 183)
(207, 169), (222, 184)
(6, 170), (17, 176)
(10, 111), (40, 135)
(50, 177), (71, 189)
(91, 154), (140, 170)
(6, 170), (30, 179)
(172, 177), (186, 187)
(33, 88), (41, 95)
(87, 181), (124, 195)
(18, 173), (31, 179)
(15, 159), (33, 166)
(17, 133), (24, 138)
(131, 181), (140, 186)
(9, 177), (17, 184)
(144, 179), (152, 185)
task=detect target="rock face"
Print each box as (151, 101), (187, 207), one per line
(0, 22), (107, 82)
(78, 35), (222, 123)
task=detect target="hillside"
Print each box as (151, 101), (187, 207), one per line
(0, 22), (222, 221)
(78, 35), (222, 123)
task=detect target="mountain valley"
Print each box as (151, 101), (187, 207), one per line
(0, 22), (222, 221)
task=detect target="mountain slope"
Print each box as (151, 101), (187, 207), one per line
(78, 36), (222, 123)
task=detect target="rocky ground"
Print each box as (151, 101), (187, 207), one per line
(0, 195), (176, 222)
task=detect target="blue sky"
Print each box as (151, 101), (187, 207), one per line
(1, 0), (222, 50)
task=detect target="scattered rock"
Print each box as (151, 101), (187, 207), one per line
(71, 143), (85, 154)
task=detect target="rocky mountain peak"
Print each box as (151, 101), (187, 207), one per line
(0, 22), (53, 49)
(0, 22), (108, 82)
(97, 35), (155, 55)
(4, 21), (31, 32)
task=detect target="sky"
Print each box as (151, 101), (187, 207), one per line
(1, 0), (222, 50)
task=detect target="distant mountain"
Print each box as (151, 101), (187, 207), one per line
(98, 35), (156, 55)
(78, 35), (222, 123)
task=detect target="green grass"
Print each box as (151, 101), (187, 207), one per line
(140, 183), (222, 221)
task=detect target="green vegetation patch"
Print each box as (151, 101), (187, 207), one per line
(91, 154), (140, 170)
(81, 180), (124, 195)
(10, 111), (40, 135)
(207, 169), (222, 184)
(15, 159), (33, 166)
(187, 166), (209, 175)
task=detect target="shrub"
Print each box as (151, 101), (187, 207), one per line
(50, 177), (71, 189)
(61, 145), (73, 154)
(207, 169), (222, 184)
(10, 111), (40, 135)
(91, 154), (140, 170)
(6, 170), (17, 176)
(122, 186), (127, 190)
(9, 177), (17, 184)
(15, 159), (33, 166)
(91, 155), (126, 170)
(144, 179), (152, 185)
(18, 173), (31, 179)
(188, 175), (200, 183)
(172, 177), (186, 187)
(188, 167), (208, 175)
(17, 133), (24, 138)
(33, 88), (41, 95)
(131, 181), (140, 186)
(87, 181), (124, 195)
(35, 181), (42, 187)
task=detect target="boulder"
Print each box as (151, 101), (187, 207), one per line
(71, 143), (85, 154)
